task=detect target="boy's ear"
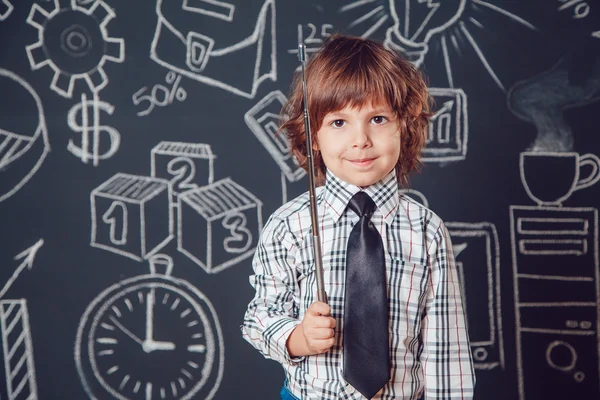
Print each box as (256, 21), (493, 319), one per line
(311, 134), (319, 150)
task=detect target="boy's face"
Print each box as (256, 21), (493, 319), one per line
(315, 100), (400, 187)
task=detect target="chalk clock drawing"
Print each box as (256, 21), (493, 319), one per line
(0, 69), (50, 203)
(26, 0), (125, 98)
(0, 0), (13, 21)
(75, 255), (224, 400)
(150, 0), (276, 98)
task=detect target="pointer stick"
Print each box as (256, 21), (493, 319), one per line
(298, 41), (328, 304)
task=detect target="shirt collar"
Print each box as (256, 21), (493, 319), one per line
(322, 169), (399, 225)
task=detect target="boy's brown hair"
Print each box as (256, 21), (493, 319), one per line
(281, 34), (432, 187)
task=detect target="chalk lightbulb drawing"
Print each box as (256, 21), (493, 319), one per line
(340, 0), (538, 91)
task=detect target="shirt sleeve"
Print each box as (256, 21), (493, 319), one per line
(420, 220), (476, 399)
(240, 214), (304, 365)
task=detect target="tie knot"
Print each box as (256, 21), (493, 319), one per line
(348, 191), (376, 218)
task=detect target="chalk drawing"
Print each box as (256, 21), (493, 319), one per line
(133, 72), (188, 117)
(1, 300), (38, 400)
(0, 0), (13, 21)
(75, 255), (224, 399)
(399, 191), (505, 371)
(286, 23), (334, 66)
(511, 205), (599, 399)
(508, 56), (600, 152)
(446, 222), (504, 370)
(67, 92), (121, 166)
(178, 178), (263, 274)
(519, 151), (600, 207)
(423, 87), (468, 163)
(245, 90), (305, 203)
(26, 0), (125, 98)
(91, 173), (174, 262)
(0, 239), (44, 300)
(150, 0), (276, 99)
(151, 141), (215, 201)
(340, 0), (537, 91)
(0, 69), (50, 203)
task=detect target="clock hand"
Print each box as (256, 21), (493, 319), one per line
(143, 340), (176, 352)
(145, 289), (155, 343)
(109, 316), (144, 346)
(142, 288), (176, 352)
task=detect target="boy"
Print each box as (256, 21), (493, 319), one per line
(241, 35), (475, 399)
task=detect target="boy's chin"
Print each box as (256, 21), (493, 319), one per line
(337, 172), (387, 188)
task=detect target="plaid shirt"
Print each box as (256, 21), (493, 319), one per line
(241, 170), (475, 399)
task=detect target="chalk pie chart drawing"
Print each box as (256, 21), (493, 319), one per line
(75, 273), (224, 400)
(0, 68), (50, 203)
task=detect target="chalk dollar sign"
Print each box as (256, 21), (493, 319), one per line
(67, 93), (121, 166)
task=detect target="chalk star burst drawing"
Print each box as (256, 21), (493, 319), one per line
(340, 0), (538, 92)
(26, 0), (125, 98)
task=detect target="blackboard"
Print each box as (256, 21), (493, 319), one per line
(1, 1), (599, 399)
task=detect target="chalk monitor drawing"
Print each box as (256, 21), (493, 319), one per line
(26, 0), (125, 98)
(446, 222), (504, 370)
(150, 0), (276, 99)
(0, 69), (50, 203)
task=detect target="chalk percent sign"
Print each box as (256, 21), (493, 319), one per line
(133, 71), (188, 116)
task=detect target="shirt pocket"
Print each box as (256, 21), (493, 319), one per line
(387, 256), (429, 327)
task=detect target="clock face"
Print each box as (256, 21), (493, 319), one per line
(76, 275), (224, 400)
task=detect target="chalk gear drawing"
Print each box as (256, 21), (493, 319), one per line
(26, 0), (125, 98)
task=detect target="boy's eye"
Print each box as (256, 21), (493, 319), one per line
(331, 119), (346, 128)
(371, 116), (388, 124)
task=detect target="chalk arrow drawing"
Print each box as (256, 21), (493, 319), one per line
(0, 239), (44, 299)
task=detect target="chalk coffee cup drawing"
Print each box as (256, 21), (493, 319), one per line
(520, 152), (600, 206)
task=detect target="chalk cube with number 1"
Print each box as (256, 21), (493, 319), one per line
(178, 178), (263, 273)
(91, 173), (174, 261)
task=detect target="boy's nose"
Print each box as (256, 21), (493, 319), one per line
(352, 125), (372, 148)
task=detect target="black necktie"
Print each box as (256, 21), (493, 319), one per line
(343, 192), (390, 399)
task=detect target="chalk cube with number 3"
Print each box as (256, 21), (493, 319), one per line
(91, 173), (174, 261)
(178, 178), (263, 273)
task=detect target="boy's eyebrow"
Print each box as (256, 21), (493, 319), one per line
(326, 107), (394, 118)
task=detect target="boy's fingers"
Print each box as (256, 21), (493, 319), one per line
(308, 301), (331, 316)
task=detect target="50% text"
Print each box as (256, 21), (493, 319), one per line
(133, 72), (187, 116)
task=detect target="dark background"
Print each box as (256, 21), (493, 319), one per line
(1, 0), (599, 399)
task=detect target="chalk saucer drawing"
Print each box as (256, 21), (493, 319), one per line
(150, 0), (276, 98)
(26, 0), (125, 98)
(75, 256), (224, 400)
(0, 69), (50, 203)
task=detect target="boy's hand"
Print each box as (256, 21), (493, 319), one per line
(287, 301), (336, 356)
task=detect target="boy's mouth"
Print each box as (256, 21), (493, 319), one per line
(349, 158), (376, 166)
